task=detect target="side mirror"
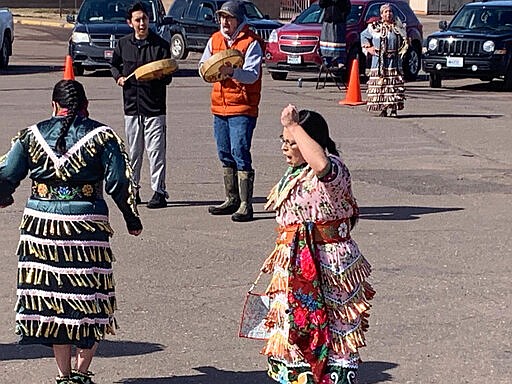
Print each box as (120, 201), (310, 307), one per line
(264, 14), (270, 19)
(66, 14), (76, 23)
(163, 15), (173, 25)
(438, 20), (448, 31)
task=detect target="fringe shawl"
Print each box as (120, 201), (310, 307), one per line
(24, 124), (138, 216)
(261, 236), (375, 362)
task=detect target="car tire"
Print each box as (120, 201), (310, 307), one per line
(429, 72), (442, 88)
(73, 63), (84, 76)
(170, 34), (188, 60)
(0, 35), (11, 69)
(504, 64), (512, 91)
(270, 71), (287, 80)
(402, 45), (421, 81)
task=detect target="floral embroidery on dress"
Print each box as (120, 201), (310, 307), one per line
(32, 181), (100, 200)
(337, 222), (348, 238)
(82, 184), (94, 197)
(288, 224), (330, 382)
(36, 183), (48, 197)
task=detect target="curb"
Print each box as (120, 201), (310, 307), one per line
(14, 18), (73, 29)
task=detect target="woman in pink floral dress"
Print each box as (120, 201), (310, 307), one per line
(259, 105), (374, 384)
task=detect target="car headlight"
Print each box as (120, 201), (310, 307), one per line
(428, 38), (438, 51)
(482, 40), (495, 53)
(268, 29), (278, 44)
(71, 32), (90, 44)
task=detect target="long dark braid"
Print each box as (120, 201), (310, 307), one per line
(325, 138), (339, 156)
(298, 109), (339, 156)
(52, 80), (87, 155)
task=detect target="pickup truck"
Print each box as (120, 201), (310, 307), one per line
(0, 7), (14, 69)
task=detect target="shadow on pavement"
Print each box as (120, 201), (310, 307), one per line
(136, 202), (462, 222)
(361, 361), (398, 382)
(391, 113), (502, 119)
(0, 340), (165, 361)
(449, 81), (509, 92)
(360, 205), (463, 221)
(167, 196), (267, 207)
(116, 361), (397, 383)
(0, 65), (63, 75)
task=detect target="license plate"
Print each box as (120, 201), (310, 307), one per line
(104, 50), (114, 59)
(446, 57), (463, 67)
(287, 55), (301, 64)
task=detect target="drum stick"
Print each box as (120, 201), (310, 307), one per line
(125, 71), (136, 81)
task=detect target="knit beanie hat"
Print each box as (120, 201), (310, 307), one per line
(216, 1), (246, 24)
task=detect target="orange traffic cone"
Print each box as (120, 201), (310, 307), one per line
(63, 55), (75, 80)
(339, 58), (366, 106)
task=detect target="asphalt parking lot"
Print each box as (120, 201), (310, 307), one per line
(1, 11), (511, 384)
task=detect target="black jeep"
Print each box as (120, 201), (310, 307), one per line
(422, 0), (512, 90)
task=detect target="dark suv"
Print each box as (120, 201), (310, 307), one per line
(423, 0), (512, 90)
(67, 0), (172, 75)
(166, 0), (282, 59)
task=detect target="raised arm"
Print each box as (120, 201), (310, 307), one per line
(280, 105), (330, 176)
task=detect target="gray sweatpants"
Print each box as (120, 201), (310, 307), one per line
(124, 115), (167, 196)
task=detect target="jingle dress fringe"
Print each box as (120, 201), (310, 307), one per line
(16, 205), (118, 348)
(2, 121), (139, 349)
(366, 68), (405, 112)
(256, 156), (374, 384)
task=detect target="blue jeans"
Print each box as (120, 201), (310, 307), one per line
(213, 115), (256, 171)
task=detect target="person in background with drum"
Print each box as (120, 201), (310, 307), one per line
(199, 0), (264, 222)
(111, 1), (172, 209)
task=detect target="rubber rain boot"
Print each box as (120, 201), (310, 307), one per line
(208, 167), (240, 215)
(231, 170), (254, 222)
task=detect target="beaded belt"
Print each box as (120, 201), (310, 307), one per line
(31, 180), (103, 201)
(276, 218), (351, 245)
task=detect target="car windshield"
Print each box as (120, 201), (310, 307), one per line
(243, 2), (265, 19)
(293, 3), (363, 24)
(449, 6), (512, 31)
(77, 0), (157, 23)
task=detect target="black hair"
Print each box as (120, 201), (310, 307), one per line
(297, 110), (339, 156)
(52, 80), (88, 155)
(127, 2), (148, 19)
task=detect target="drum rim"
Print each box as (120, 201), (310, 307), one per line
(200, 49), (244, 81)
(134, 58), (179, 80)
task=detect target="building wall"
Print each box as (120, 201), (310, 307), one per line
(0, 0), (279, 17)
(0, 1), (83, 7)
(5, 0), (462, 17)
(409, 0), (472, 15)
(252, 0), (280, 19)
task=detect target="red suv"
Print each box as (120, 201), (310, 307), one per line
(265, 0), (423, 81)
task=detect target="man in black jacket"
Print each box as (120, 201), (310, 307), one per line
(111, 2), (172, 209)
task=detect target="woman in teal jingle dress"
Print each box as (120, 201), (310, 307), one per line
(0, 80), (142, 384)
